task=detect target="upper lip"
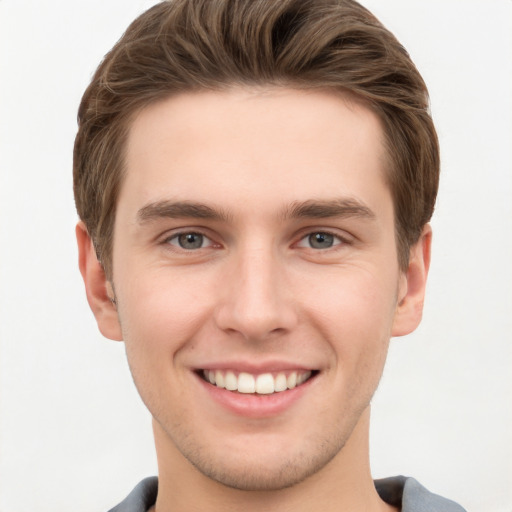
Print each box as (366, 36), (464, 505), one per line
(193, 360), (317, 373)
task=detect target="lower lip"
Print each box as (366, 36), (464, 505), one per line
(195, 372), (315, 418)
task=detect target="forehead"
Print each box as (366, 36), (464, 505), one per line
(121, 87), (389, 220)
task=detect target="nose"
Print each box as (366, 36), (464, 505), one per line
(214, 246), (298, 342)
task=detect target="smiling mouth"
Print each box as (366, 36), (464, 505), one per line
(200, 369), (317, 395)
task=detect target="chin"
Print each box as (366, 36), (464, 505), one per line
(191, 455), (329, 492)
(176, 428), (349, 492)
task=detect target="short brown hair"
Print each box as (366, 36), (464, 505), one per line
(74, 0), (439, 278)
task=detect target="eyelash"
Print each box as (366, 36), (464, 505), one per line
(295, 230), (349, 250)
(162, 229), (350, 252)
(164, 231), (216, 250)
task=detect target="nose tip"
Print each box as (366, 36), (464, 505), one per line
(214, 253), (297, 341)
(219, 306), (287, 342)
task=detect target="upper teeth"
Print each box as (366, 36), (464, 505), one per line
(203, 370), (312, 394)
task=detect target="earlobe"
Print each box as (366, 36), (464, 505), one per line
(391, 224), (432, 337)
(76, 221), (123, 341)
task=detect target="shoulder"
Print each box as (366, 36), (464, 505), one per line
(107, 477), (158, 512)
(108, 475), (466, 512)
(375, 476), (467, 512)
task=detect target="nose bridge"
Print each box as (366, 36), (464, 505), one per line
(215, 241), (296, 340)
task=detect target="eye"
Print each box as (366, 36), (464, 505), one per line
(167, 232), (213, 250)
(297, 232), (343, 249)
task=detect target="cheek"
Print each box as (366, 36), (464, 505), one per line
(298, 266), (398, 389)
(302, 267), (399, 341)
(114, 268), (218, 397)
(117, 266), (215, 340)
(115, 272), (209, 415)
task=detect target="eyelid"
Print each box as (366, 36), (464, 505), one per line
(157, 226), (353, 251)
(161, 228), (220, 250)
(169, 233), (212, 248)
(294, 228), (352, 249)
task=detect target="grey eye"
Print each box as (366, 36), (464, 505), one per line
(177, 233), (205, 249)
(308, 232), (335, 249)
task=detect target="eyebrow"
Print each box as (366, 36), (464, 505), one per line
(137, 200), (232, 223)
(283, 198), (376, 221)
(136, 198), (375, 224)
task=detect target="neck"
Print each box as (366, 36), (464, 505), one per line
(151, 407), (396, 512)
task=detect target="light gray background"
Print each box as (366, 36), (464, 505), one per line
(0, 1), (511, 511)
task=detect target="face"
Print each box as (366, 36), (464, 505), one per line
(82, 87), (428, 491)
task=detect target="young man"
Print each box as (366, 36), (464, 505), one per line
(74, 1), (466, 511)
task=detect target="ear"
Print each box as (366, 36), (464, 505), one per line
(391, 224), (432, 337)
(76, 221), (123, 341)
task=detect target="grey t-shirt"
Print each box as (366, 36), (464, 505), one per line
(108, 475), (466, 511)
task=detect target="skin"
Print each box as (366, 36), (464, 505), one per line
(77, 87), (431, 512)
